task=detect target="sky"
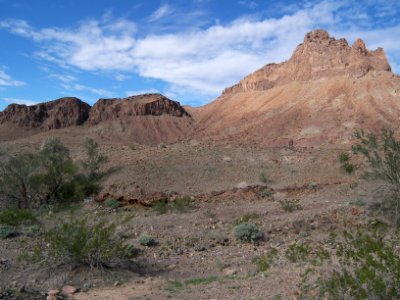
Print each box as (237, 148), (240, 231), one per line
(0, 0), (399, 110)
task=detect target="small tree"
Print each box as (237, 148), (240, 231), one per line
(78, 138), (108, 197)
(353, 129), (400, 226)
(0, 154), (41, 209)
(38, 138), (76, 203)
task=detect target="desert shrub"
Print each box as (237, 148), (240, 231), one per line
(138, 234), (155, 246)
(31, 218), (136, 268)
(259, 169), (270, 184)
(152, 199), (169, 214)
(208, 230), (229, 245)
(302, 230), (400, 299)
(37, 137), (78, 203)
(233, 222), (263, 243)
(279, 199), (303, 212)
(353, 129), (400, 226)
(171, 196), (194, 212)
(253, 248), (278, 273)
(0, 154), (42, 209)
(0, 225), (17, 238)
(24, 224), (43, 237)
(338, 152), (350, 163)
(0, 208), (35, 226)
(104, 198), (121, 209)
(233, 213), (260, 225)
(285, 242), (310, 263)
(338, 152), (355, 174)
(80, 138), (108, 196)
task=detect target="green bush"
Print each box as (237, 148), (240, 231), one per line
(233, 222), (263, 243)
(302, 230), (400, 299)
(353, 129), (400, 226)
(0, 209), (35, 226)
(24, 224), (43, 237)
(0, 154), (41, 209)
(31, 218), (136, 268)
(338, 152), (350, 163)
(279, 199), (303, 212)
(138, 234), (155, 246)
(0, 225), (18, 239)
(253, 248), (278, 273)
(171, 196), (194, 213)
(104, 198), (121, 209)
(152, 199), (169, 214)
(285, 242), (310, 263)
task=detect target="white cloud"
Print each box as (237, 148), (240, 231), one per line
(1, 0), (399, 101)
(61, 83), (114, 97)
(49, 73), (77, 83)
(0, 69), (25, 87)
(148, 4), (173, 22)
(238, 1), (258, 9)
(2, 97), (37, 106)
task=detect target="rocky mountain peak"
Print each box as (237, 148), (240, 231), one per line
(0, 97), (90, 130)
(223, 30), (392, 95)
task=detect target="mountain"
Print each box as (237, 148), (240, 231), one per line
(194, 29), (400, 146)
(87, 94), (192, 145)
(1, 29), (399, 146)
(0, 97), (90, 141)
(0, 94), (192, 145)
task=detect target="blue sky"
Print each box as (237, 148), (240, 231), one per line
(0, 0), (399, 110)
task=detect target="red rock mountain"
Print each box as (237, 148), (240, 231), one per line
(1, 29), (400, 146)
(87, 94), (192, 145)
(0, 97), (90, 130)
(194, 29), (400, 146)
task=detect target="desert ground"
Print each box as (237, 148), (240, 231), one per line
(0, 137), (379, 300)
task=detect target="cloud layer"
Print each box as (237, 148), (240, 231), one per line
(0, 0), (399, 104)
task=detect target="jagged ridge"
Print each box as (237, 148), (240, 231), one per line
(223, 29), (391, 94)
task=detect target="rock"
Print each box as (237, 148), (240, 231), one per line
(88, 94), (190, 125)
(237, 181), (248, 189)
(46, 289), (59, 300)
(62, 285), (78, 295)
(222, 29), (391, 95)
(222, 267), (237, 276)
(0, 97), (90, 130)
(222, 156), (232, 162)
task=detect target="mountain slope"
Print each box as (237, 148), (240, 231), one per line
(194, 30), (400, 146)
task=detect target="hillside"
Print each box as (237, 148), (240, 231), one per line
(194, 30), (400, 146)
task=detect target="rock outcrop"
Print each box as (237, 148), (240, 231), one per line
(87, 94), (192, 145)
(88, 93), (190, 125)
(0, 97), (90, 130)
(223, 29), (391, 94)
(195, 30), (400, 146)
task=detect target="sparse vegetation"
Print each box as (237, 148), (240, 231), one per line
(285, 242), (310, 263)
(0, 138), (108, 209)
(253, 247), (278, 273)
(0, 225), (17, 239)
(279, 199), (303, 212)
(152, 199), (169, 214)
(138, 234), (155, 246)
(301, 229), (400, 299)
(30, 218), (137, 269)
(338, 152), (356, 174)
(0, 208), (35, 226)
(151, 196), (194, 214)
(353, 129), (400, 226)
(171, 196), (194, 212)
(233, 222), (263, 243)
(104, 198), (121, 209)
